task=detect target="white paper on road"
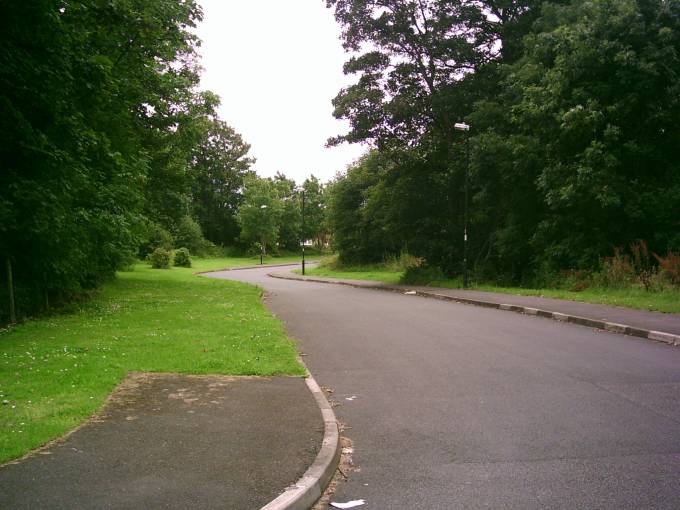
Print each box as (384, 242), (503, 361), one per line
(345, 395), (357, 401)
(330, 500), (366, 509)
(404, 290), (417, 295)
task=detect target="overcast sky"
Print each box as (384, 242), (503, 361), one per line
(196, 0), (367, 184)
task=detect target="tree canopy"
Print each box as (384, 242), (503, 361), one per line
(325, 0), (680, 283)
(0, 0), (255, 322)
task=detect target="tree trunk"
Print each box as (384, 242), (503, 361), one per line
(6, 257), (16, 324)
(43, 274), (49, 311)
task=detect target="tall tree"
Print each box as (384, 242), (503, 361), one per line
(301, 176), (327, 247)
(237, 175), (282, 256)
(0, 0), (205, 321)
(509, 0), (680, 268)
(191, 93), (255, 246)
(325, 0), (680, 281)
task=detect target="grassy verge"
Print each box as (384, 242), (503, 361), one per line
(0, 257), (305, 463)
(191, 254), (302, 272)
(295, 266), (402, 285)
(299, 265), (680, 314)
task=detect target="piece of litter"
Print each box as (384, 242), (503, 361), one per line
(330, 500), (366, 509)
(404, 290), (417, 295)
(345, 395), (357, 401)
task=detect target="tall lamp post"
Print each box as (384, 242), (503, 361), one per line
(454, 122), (470, 289)
(259, 204), (267, 265)
(301, 189), (306, 275)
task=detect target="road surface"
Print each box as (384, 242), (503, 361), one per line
(209, 267), (680, 509)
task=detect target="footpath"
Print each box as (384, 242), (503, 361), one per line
(269, 270), (680, 345)
(0, 372), (336, 510)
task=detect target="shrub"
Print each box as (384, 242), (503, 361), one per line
(173, 248), (192, 268)
(149, 248), (172, 269)
(117, 250), (137, 272)
(175, 216), (208, 256)
(400, 264), (445, 285)
(600, 248), (635, 288)
(553, 269), (593, 292)
(630, 240), (655, 291)
(654, 251), (680, 287)
(385, 252), (424, 272)
(139, 221), (174, 258)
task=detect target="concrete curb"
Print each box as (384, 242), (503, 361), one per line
(268, 272), (680, 347)
(260, 370), (340, 510)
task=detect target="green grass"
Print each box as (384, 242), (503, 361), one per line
(299, 265), (680, 314)
(295, 266), (402, 284)
(469, 284), (680, 313)
(0, 257), (305, 463)
(191, 254), (302, 272)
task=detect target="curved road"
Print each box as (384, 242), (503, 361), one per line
(209, 267), (680, 509)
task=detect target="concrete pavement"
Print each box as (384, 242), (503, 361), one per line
(0, 373), (324, 510)
(211, 266), (680, 509)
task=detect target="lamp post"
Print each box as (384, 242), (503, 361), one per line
(454, 122), (470, 289)
(301, 189), (306, 275)
(259, 204), (267, 265)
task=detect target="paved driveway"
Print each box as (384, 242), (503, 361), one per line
(210, 267), (680, 509)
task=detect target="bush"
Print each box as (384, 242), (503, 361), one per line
(173, 248), (192, 268)
(600, 248), (635, 288)
(400, 264), (445, 285)
(175, 216), (208, 256)
(139, 221), (174, 258)
(385, 252), (424, 272)
(654, 251), (680, 287)
(630, 241), (656, 291)
(149, 248), (172, 269)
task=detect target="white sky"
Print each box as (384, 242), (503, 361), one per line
(196, 0), (367, 184)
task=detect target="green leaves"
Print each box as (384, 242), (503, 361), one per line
(325, 0), (680, 281)
(0, 0), (214, 322)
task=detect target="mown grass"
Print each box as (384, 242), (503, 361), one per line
(470, 284), (680, 313)
(296, 266), (402, 285)
(0, 257), (305, 463)
(191, 254), (302, 272)
(300, 264), (680, 314)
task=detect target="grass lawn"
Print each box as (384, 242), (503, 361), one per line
(295, 266), (402, 285)
(299, 265), (680, 314)
(468, 284), (680, 314)
(191, 254), (302, 273)
(0, 257), (305, 463)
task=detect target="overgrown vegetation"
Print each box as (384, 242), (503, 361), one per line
(324, 0), (680, 285)
(0, 259), (305, 463)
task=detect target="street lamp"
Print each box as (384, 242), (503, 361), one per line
(454, 122), (470, 289)
(259, 204), (267, 265)
(300, 189), (306, 275)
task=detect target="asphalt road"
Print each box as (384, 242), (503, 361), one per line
(209, 267), (680, 509)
